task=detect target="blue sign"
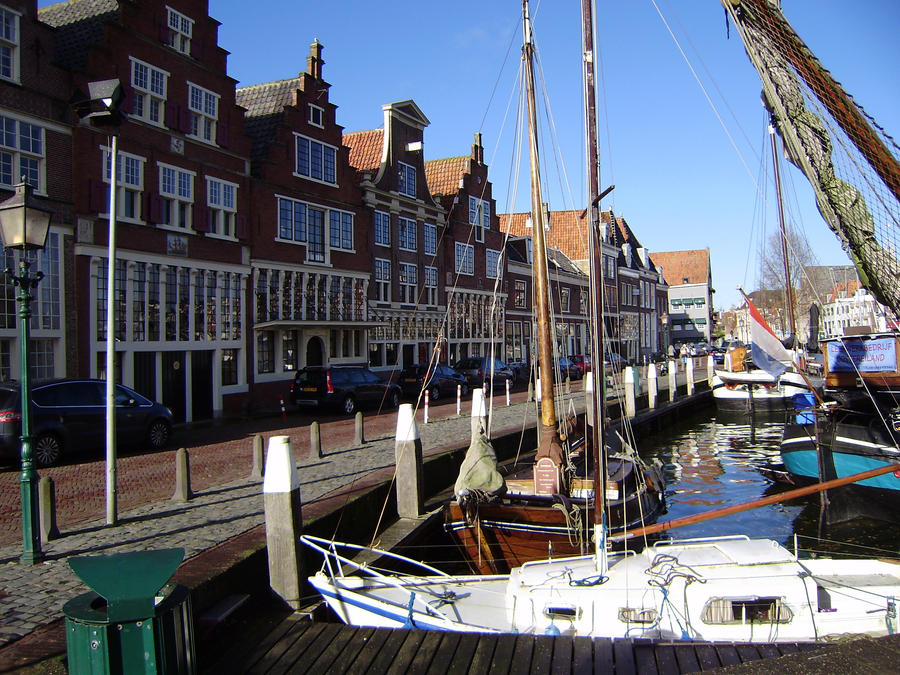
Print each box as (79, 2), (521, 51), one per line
(826, 337), (898, 373)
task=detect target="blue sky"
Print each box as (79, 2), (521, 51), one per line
(40, 1), (899, 311)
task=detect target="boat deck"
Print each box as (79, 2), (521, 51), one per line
(228, 616), (826, 673)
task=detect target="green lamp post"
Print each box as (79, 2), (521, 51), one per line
(0, 181), (52, 564)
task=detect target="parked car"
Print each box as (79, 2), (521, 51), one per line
(554, 357), (582, 381)
(603, 353), (629, 372)
(399, 363), (469, 401)
(506, 359), (532, 383)
(453, 357), (516, 392)
(0, 378), (173, 468)
(570, 354), (591, 375)
(290, 366), (401, 415)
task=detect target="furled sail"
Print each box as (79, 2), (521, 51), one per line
(726, 0), (900, 313)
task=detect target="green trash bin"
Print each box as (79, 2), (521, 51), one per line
(63, 547), (195, 674)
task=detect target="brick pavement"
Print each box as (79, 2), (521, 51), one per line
(0, 385), (568, 657)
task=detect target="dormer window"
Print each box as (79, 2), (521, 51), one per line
(308, 104), (324, 128)
(0, 5), (20, 83)
(131, 58), (168, 126)
(469, 196), (490, 242)
(166, 6), (193, 55)
(295, 133), (337, 185)
(398, 162), (416, 197)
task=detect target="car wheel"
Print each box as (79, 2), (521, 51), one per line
(147, 419), (171, 450)
(342, 395), (357, 415)
(388, 390), (400, 408)
(33, 433), (62, 468)
(429, 385), (440, 402)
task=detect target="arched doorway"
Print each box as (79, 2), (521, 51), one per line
(306, 336), (325, 367)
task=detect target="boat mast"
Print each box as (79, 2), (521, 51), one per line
(522, 1), (558, 456)
(581, 0), (608, 570)
(770, 125), (797, 343)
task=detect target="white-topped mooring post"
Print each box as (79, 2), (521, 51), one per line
(471, 387), (487, 438)
(584, 371), (595, 430)
(395, 403), (424, 518)
(686, 356), (695, 395)
(668, 360), (677, 401)
(624, 366), (636, 418)
(263, 435), (303, 609)
(648, 362), (658, 409)
(707, 354), (715, 383)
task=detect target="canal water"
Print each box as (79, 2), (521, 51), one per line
(644, 408), (899, 559)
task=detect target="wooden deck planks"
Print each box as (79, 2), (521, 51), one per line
(233, 617), (827, 674)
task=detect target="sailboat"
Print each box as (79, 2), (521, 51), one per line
(441, 0), (664, 574)
(302, 0), (900, 641)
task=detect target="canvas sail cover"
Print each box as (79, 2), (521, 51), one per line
(454, 433), (507, 501)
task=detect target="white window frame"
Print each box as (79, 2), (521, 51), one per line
(398, 216), (417, 252)
(398, 161), (416, 197)
(374, 210), (390, 246)
(514, 279), (527, 308)
(399, 263), (417, 304)
(561, 287), (571, 313)
(469, 195), (490, 243)
(166, 5), (193, 55)
(486, 248), (501, 279)
(455, 242), (474, 276)
(158, 162), (195, 231)
(130, 57), (168, 127)
(187, 82), (219, 144)
(206, 176), (237, 238)
(328, 209), (354, 251)
(424, 266), (438, 306)
(0, 113), (44, 191)
(294, 133), (338, 186)
(375, 258), (391, 302)
(103, 146), (145, 223)
(424, 222), (436, 256)
(0, 5), (20, 84)
(308, 104), (324, 128)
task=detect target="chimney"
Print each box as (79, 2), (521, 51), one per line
(307, 39), (324, 79)
(472, 132), (484, 164)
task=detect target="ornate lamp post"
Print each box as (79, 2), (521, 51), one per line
(0, 181), (52, 564)
(661, 312), (669, 357)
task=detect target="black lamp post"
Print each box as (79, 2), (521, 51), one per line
(661, 312), (669, 357)
(0, 181), (52, 564)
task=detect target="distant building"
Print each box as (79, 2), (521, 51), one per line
(649, 249), (714, 346)
(822, 280), (896, 337)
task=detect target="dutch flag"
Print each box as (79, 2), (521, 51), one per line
(741, 289), (792, 378)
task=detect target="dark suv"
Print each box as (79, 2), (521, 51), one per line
(289, 366), (401, 415)
(0, 379), (174, 467)
(399, 363), (469, 401)
(453, 357), (516, 392)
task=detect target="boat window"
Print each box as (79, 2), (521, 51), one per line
(544, 605), (581, 621)
(618, 607), (658, 624)
(701, 597), (793, 624)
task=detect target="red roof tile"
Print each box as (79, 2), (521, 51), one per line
(649, 249), (710, 286)
(343, 129), (384, 172)
(424, 156), (470, 197)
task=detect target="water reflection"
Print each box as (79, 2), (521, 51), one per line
(642, 409), (899, 558)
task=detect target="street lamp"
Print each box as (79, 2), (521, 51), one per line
(74, 78), (125, 525)
(661, 312), (669, 357)
(0, 180), (52, 564)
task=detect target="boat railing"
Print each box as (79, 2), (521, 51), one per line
(652, 534), (752, 549)
(301, 534), (453, 580)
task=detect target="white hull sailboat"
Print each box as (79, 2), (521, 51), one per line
(711, 368), (810, 412)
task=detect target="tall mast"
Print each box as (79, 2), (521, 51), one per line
(581, 0), (607, 569)
(770, 124), (796, 341)
(522, 1), (558, 455)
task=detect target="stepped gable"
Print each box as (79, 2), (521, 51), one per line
(235, 77), (302, 165)
(343, 129), (384, 176)
(39, 0), (119, 70)
(649, 249), (710, 286)
(424, 155), (469, 198)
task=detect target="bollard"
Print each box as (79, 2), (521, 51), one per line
(279, 398), (286, 419)
(424, 389), (430, 424)
(506, 378), (511, 406)
(263, 435), (303, 609)
(250, 433), (264, 480)
(354, 411), (366, 445)
(668, 359), (677, 401)
(456, 384), (462, 417)
(172, 448), (193, 503)
(310, 420), (323, 459)
(394, 404), (424, 518)
(624, 367), (636, 418)
(584, 372), (595, 429)
(707, 354), (715, 383)
(686, 356), (695, 396)
(470, 387), (487, 438)
(565, 376), (570, 394)
(535, 378), (542, 403)
(648, 362), (658, 410)
(39, 476), (60, 543)
(527, 380), (534, 402)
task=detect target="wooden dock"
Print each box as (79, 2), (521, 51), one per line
(227, 615), (826, 674)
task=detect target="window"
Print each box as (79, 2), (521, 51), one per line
(424, 223), (436, 256)
(580, 290), (587, 315)
(455, 242), (474, 275)
(486, 248), (501, 279)
(166, 6), (193, 55)
(424, 266), (438, 305)
(295, 134), (337, 185)
(221, 348), (237, 385)
(375, 258), (391, 302)
(561, 288), (570, 312)
(329, 210), (353, 250)
(399, 263), (417, 304)
(130, 58), (168, 125)
(104, 148), (144, 221)
(307, 207), (325, 263)
(701, 597), (793, 625)
(694, 297), (706, 306)
(398, 161), (416, 197)
(0, 6), (20, 82)
(256, 331), (274, 374)
(374, 211), (390, 246)
(514, 280), (527, 308)
(0, 114), (43, 190)
(206, 177), (237, 237)
(399, 217), (417, 251)
(308, 104), (324, 127)
(469, 196), (490, 242)
(159, 163), (195, 229)
(278, 197), (306, 242)
(187, 82), (218, 143)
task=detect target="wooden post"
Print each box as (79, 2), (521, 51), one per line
(310, 421), (322, 459)
(172, 448), (193, 503)
(707, 354), (715, 383)
(471, 387), (487, 438)
(263, 435), (303, 609)
(38, 476), (59, 543)
(354, 411), (365, 445)
(624, 366), (636, 418)
(686, 357), (695, 396)
(668, 360), (677, 401)
(250, 433), (264, 480)
(648, 362), (658, 410)
(395, 404), (424, 518)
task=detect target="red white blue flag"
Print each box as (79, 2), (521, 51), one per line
(741, 290), (791, 378)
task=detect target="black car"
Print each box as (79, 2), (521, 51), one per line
(453, 357), (516, 392)
(289, 366), (401, 415)
(399, 363), (469, 401)
(0, 379), (174, 467)
(554, 357), (582, 381)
